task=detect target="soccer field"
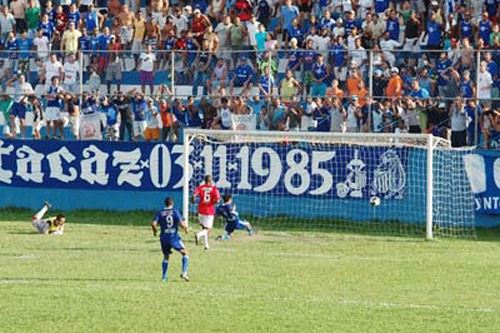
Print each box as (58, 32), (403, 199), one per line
(1, 210), (499, 333)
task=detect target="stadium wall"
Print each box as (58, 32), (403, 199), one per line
(0, 139), (498, 227)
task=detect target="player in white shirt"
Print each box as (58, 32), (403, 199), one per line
(62, 53), (79, 93)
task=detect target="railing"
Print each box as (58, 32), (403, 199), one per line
(0, 49), (499, 148)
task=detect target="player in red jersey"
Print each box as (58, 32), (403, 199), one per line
(190, 175), (220, 250)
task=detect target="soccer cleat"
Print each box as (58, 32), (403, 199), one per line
(248, 228), (254, 236)
(44, 201), (52, 209)
(215, 235), (222, 241)
(194, 233), (199, 246)
(180, 273), (190, 282)
(162, 276), (168, 283)
(204, 245), (210, 250)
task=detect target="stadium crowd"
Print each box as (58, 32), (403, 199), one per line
(0, 0), (500, 148)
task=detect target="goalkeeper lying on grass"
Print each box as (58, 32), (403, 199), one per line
(215, 194), (254, 241)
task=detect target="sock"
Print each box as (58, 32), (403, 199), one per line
(203, 232), (210, 248)
(197, 229), (208, 238)
(181, 255), (189, 275)
(162, 260), (169, 281)
(33, 205), (48, 221)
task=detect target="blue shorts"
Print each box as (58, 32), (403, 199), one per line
(160, 238), (185, 256)
(225, 220), (248, 234)
(11, 103), (27, 119)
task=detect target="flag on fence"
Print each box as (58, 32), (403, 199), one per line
(231, 115), (256, 131)
(80, 112), (103, 140)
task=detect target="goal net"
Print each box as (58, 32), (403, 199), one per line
(183, 130), (476, 239)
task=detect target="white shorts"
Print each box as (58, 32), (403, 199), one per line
(120, 26), (134, 44)
(198, 214), (214, 229)
(45, 107), (61, 122)
(69, 115), (80, 137)
(133, 120), (146, 137)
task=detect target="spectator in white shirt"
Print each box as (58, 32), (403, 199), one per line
(478, 61), (493, 103)
(62, 53), (79, 93)
(138, 45), (157, 96)
(33, 28), (49, 62)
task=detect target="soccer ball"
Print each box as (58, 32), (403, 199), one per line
(370, 196), (381, 207)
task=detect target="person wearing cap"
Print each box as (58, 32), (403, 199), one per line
(332, 18), (345, 39)
(229, 55), (254, 96)
(192, 8), (211, 44)
(386, 67), (403, 99)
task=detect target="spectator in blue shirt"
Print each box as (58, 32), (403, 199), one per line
(280, 0), (300, 48)
(229, 55), (254, 96)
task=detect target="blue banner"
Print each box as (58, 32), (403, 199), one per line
(190, 143), (409, 199)
(0, 139), (185, 191)
(0, 139), (409, 199)
(464, 150), (500, 215)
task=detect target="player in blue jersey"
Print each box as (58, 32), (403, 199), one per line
(151, 197), (190, 283)
(215, 194), (254, 241)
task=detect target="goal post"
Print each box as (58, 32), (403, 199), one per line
(183, 129), (476, 239)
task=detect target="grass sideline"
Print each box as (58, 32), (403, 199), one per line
(1, 209), (500, 332)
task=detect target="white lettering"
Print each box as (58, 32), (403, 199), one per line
(81, 145), (109, 185)
(463, 154), (486, 194)
(236, 146), (252, 190)
(149, 144), (170, 188)
(172, 144), (192, 189)
(112, 148), (143, 187)
(284, 149), (310, 195)
(309, 151), (336, 195)
(252, 147), (281, 192)
(494, 158), (500, 189)
(0, 140), (14, 184)
(47, 147), (77, 183)
(214, 145), (231, 188)
(16, 146), (44, 183)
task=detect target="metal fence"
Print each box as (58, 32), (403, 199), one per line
(0, 48), (499, 148)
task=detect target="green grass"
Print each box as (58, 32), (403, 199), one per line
(1, 209), (500, 332)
